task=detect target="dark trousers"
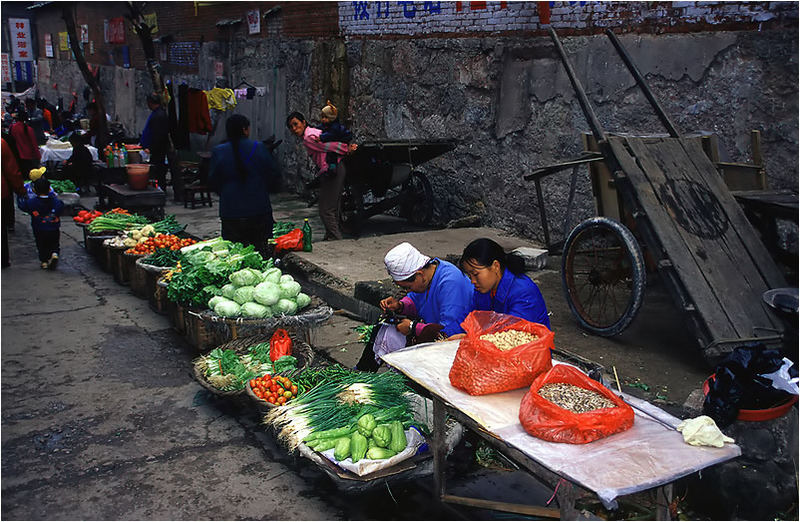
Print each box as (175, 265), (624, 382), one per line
(221, 215), (274, 259)
(33, 228), (60, 262)
(150, 150), (185, 201)
(318, 163), (346, 240)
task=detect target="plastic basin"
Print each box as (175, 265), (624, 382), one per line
(703, 374), (798, 422)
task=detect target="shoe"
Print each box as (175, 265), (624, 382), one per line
(41, 262), (48, 269)
(47, 252), (59, 270)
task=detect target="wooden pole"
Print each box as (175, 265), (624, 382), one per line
(605, 29), (682, 138)
(548, 27), (606, 144)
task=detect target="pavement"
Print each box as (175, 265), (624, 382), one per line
(0, 186), (730, 519)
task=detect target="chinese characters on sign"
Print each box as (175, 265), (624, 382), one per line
(105, 17), (125, 44)
(8, 18), (33, 62)
(2, 53), (10, 84)
(59, 32), (69, 52)
(247, 9), (261, 34)
(81, 24), (89, 43)
(44, 34), (54, 57)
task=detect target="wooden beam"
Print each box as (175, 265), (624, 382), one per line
(441, 495), (561, 519)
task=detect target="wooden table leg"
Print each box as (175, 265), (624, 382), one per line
(432, 397), (447, 503)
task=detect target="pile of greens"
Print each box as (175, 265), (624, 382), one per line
(273, 221), (296, 238)
(166, 237), (268, 307)
(50, 179), (77, 193)
(199, 342), (299, 392)
(142, 247), (182, 268)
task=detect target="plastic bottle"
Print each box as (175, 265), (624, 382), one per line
(302, 218), (313, 252)
(122, 147), (128, 166)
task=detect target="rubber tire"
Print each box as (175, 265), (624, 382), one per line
(400, 171), (434, 226)
(561, 217), (646, 337)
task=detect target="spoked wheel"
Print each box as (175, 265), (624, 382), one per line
(561, 217), (646, 337)
(399, 171), (434, 226)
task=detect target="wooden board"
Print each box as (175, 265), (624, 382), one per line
(608, 136), (785, 346)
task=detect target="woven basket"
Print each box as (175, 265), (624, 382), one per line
(167, 298), (189, 335)
(153, 276), (171, 315)
(140, 260), (171, 313)
(86, 233), (117, 265)
(192, 297), (333, 343)
(192, 331), (314, 398)
(125, 252), (148, 297)
(104, 242), (129, 284)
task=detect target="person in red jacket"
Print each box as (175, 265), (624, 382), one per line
(9, 110), (41, 177)
(2, 137), (26, 267)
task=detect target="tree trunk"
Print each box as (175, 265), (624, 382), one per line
(126, 2), (167, 106)
(62, 2), (108, 149)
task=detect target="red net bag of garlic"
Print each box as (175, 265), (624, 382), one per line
(519, 364), (635, 444)
(449, 311), (554, 395)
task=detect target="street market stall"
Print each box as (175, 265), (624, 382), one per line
(381, 340), (742, 519)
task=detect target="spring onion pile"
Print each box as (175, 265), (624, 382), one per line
(263, 368), (416, 451)
(87, 212), (149, 233)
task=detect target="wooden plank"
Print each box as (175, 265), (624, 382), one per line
(625, 137), (780, 337)
(432, 398), (447, 503)
(441, 495), (561, 519)
(607, 137), (738, 341)
(680, 139), (787, 289)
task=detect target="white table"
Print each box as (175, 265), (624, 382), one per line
(39, 144), (99, 164)
(382, 341), (741, 519)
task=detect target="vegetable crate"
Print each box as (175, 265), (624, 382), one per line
(167, 299), (189, 335)
(86, 234), (116, 267)
(184, 310), (233, 354)
(139, 260), (170, 311)
(106, 245), (129, 285)
(153, 277), (171, 315)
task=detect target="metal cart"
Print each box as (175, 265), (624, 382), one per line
(340, 139), (456, 232)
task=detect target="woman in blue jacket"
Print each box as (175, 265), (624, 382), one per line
(208, 114), (278, 258)
(460, 238), (551, 328)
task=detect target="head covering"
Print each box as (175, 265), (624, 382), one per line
(384, 242), (431, 281)
(321, 100), (338, 120)
(29, 167), (47, 181)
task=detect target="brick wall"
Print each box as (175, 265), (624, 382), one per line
(339, 1), (798, 37)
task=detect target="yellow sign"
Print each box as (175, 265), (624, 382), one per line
(144, 13), (158, 34)
(58, 31), (69, 51)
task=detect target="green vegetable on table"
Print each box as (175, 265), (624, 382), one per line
(366, 447), (396, 460)
(273, 355), (298, 374)
(357, 413), (377, 437)
(333, 437), (351, 461)
(50, 179), (76, 193)
(389, 420), (407, 453)
(349, 432), (368, 463)
(372, 425), (392, 448)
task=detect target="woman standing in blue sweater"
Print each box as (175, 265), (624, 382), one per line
(460, 238), (551, 328)
(208, 114), (279, 258)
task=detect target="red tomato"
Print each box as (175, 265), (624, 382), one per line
(270, 384), (278, 393)
(249, 379), (257, 388)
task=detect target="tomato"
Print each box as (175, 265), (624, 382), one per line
(267, 396), (276, 404)
(270, 384), (278, 393)
(291, 385), (298, 395)
(254, 389), (263, 398)
(283, 390), (292, 398)
(264, 378), (273, 388)
(249, 379), (257, 388)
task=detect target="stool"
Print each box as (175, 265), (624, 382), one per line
(184, 185), (213, 209)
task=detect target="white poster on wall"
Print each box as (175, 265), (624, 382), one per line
(247, 9), (260, 34)
(9, 18), (33, 62)
(81, 24), (89, 43)
(1, 53), (11, 84)
(44, 33), (54, 57)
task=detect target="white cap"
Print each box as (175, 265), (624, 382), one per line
(384, 242), (431, 281)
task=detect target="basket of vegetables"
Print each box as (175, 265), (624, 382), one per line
(103, 235), (130, 283)
(245, 373), (302, 410)
(193, 331), (314, 398)
(136, 255), (175, 311)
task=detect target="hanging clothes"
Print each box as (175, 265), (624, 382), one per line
(187, 88), (213, 135)
(166, 82), (183, 149)
(176, 84), (191, 147)
(205, 87), (237, 111)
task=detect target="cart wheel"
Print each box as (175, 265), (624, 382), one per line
(561, 217), (646, 337)
(400, 171), (434, 226)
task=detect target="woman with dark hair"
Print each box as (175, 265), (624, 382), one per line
(208, 114), (279, 257)
(9, 110), (41, 177)
(460, 238), (550, 328)
(286, 111), (357, 240)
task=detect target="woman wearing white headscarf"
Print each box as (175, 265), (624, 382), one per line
(355, 242), (474, 371)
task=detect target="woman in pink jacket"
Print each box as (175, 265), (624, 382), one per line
(286, 111), (357, 241)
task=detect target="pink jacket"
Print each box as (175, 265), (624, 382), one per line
(302, 126), (349, 176)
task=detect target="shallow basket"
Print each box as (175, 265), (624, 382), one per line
(192, 331), (314, 398)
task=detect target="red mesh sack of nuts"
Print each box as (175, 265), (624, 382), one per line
(519, 364), (635, 444)
(448, 311), (554, 395)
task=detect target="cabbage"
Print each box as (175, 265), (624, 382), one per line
(279, 280), (301, 299)
(240, 302), (270, 319)
(247, 268), (265, 284)
(262, 267), (282, 284)
(295, 292), (311, 310)
(233, 285), (255, 305)
(208, 295), (226, 309)
(214, 299), (241, 317)
(253, 281), (280, 306)
(274, 298), (298, 315)
(230, 269), (259, 287)
(221, 283), (237, 300)
(280, 274), (294, 284)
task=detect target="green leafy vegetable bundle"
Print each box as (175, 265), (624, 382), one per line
(196, 342), (299, 392)
(50, 179), (77, 193)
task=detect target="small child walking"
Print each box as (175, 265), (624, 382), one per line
(17, 176), (64, 269)
(318, 101), (353, 177)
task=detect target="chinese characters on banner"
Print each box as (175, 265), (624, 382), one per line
(214, 61), (224, 78)
(143, 13), (158, 34)
(81, 24), (89, 43)
(59, 32), (69, 52)
(2, 54), (10, 85)
(8, 18), (33, 62)
(44, 34), (54, 57)
(247, 9), (260, 34)
(105, 17), (125, 44)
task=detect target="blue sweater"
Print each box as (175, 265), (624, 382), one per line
(473, 268), (551, 328)
(208, 139), (278, 220)
(17, 193), (64, 232)
(407, 258), (474, 337)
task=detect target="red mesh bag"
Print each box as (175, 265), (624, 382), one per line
(519, 364), (635, 444)
(448, 311), (554, 395)
(273, 229), (304, 255)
